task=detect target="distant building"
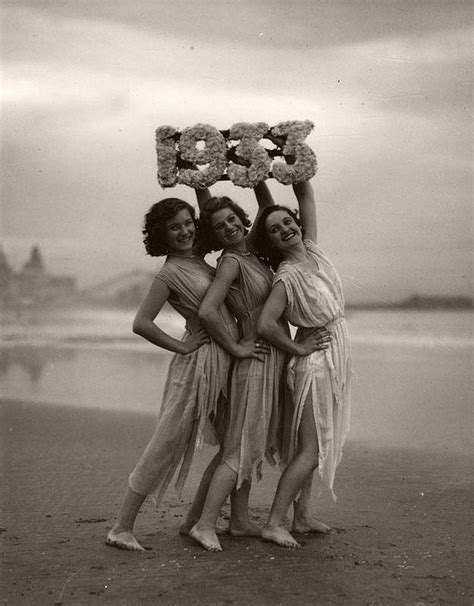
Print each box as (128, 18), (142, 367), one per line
(0, 246), (15, 308)
(0, 245), (77, 309)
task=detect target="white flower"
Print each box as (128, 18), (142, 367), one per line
(155, 126), (178, 187)
(227, 122), (271, 188)
(271, 120), (317, 184)
(178, 124), (227, 189)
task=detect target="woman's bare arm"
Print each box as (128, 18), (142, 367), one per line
(246, 180), (276, 250)
(195, 187), (212, 210)
(133, 277), (208, 355)
(293, 180), (318, 244)
(199, 257), (268, 360)
(258, 282), (330, 355)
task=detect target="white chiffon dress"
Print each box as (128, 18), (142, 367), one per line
(274, 240), (352, 499)
(128, 257), (238, 504)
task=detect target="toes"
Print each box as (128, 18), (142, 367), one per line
(189, 528), (222, 552)
(105, 538), (145, 552)
(200, 540), (222, 552)
(262, 527), (301, 549)
(282, 539), (301, 549)
(105, 532), (147, 552)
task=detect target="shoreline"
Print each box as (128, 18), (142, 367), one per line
(2, 398), (472, 604)
(2, 397), (473, 463)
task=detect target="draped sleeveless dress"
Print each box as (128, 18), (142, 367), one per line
(129, 257), (238, 504)
(273, 240), (352, 499)
(219, 251), (288, 487)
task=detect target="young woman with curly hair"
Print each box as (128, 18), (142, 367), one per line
(106, 194), (252, 551)
(254, 178), (352, 549)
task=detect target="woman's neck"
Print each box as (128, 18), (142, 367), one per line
(224, 240), (249, 254)
(280, 241), (307, 264)
(167, 250), (196, 259)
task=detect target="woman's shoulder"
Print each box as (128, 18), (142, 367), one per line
(217, 251), (243, 270)
(303, 238), (319, 252)
(303, 239), (329, 260)
(272, 259), (295, 284)
(155, 260), (176, 285)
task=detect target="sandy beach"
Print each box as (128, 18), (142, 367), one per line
(1, 309), (473, 604)
(1, 396), (472, 605)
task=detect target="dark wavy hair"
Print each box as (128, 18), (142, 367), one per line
(254, 205), (303, 271)
(142, 198), (198, 257)
(198, 196), (252, 254)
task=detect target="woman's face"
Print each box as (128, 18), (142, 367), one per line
(210, 207), (246, 248)
(164, 208), (196, 254)
(264, 210), (302, 252)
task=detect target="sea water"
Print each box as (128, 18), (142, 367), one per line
(1, 307), (472, 455)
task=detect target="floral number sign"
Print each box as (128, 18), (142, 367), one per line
(156, 125), (179, 187)
(178, 124), (227, 189)
(270, 121), (317, 185)
(226, 122), (272, 188)
(156, 120), (317, 189)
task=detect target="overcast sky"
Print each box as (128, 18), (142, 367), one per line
(1, 0), (472, 303)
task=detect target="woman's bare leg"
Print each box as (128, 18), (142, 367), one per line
(262, 399), (319, 548)
(179, 450), (223, 535)
(292, 473), (334, 534)
(228, 480), (261, 537)
(106, 487), (147, 551)
(189, 462), (238, 551)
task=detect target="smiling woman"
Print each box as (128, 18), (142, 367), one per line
(105, 194), (247, 552)
(253, 179), (352, 549)
(255, 206), (303, 271)
(197, 196), (251, 253)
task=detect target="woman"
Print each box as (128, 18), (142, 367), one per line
(255, 179), (352, 549)
(106, 195), (251, 551)
(189, 182), (329, 552)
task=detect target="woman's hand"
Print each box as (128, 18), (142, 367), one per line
(180, 328), (210, 354)
(234, 337), (270, 361)
(296, 327), (331, 356)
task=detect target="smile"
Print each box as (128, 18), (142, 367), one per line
(226, 228), (240, 238)
(282, 232), (296, 241)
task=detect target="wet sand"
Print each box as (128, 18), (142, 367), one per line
(1, 398), (472, 605)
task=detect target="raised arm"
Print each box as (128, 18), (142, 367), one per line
(293, 180), (318, 243)
(199, 258), (267, 360)
(194, 187), (212, 211)
(254, 180), (275, 210)
(247, 180), (276, 250)
(133, 278), (208, 355)
(258, 282), (330, 355)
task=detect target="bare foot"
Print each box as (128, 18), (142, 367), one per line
(105, 529), (146, 552)
(261, 526), (301, 549)
(189, 523), (222, 552)
(228, 519), (261, 537)
(292, 515), (336, 535)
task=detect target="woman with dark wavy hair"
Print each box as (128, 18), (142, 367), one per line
(255, 179), (352, 549)
(106, 194), (250, 551)
(188, 182), (329, 552)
